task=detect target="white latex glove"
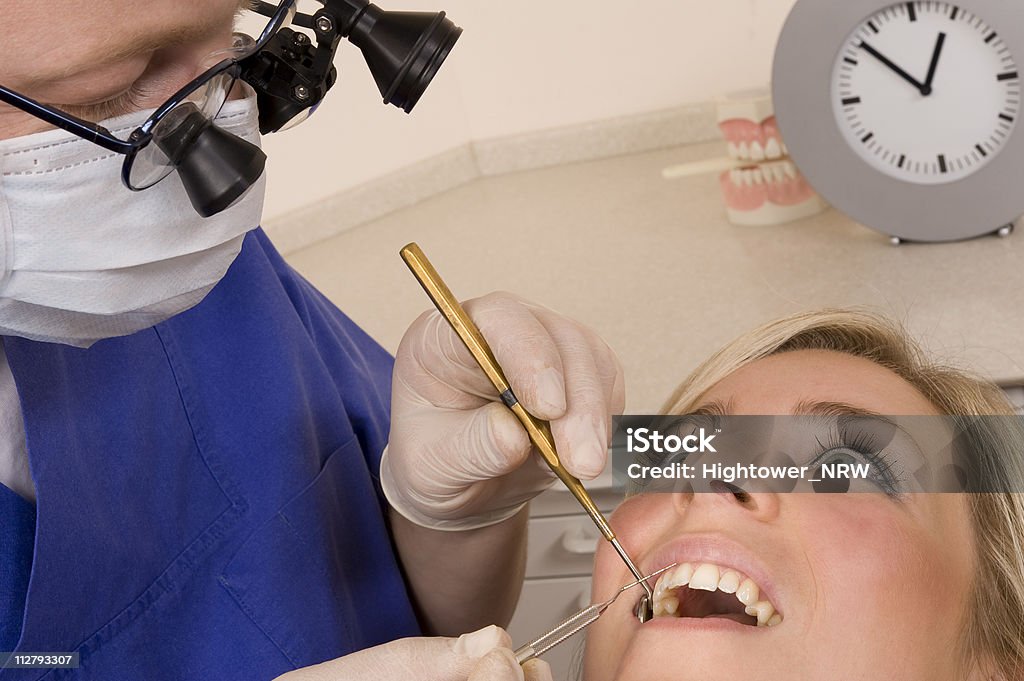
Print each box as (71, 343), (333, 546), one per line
(382, 292), (625, 530)
(271, 625), (552, 681)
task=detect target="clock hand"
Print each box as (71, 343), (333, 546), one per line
(859, 40), (928, 95)
(921, 32), (947, 95)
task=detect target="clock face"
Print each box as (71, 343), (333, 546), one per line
(831, 1), (1020, 185)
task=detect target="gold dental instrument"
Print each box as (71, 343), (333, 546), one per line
(399, 242), (655, 618)
(513, 564), (676, 665)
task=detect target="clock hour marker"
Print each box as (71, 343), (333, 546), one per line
(862, 132), (875, 143)
(976, 144), (988, 157)
(906, 3), (916, 21)
(997, 71), (1019, 81)
(1000, 113), (1015, 122)
(842, 96), (862, 106)
(938, 155), (948, 173)
(867, 20), (879, 34)
(949, 6), (959, 21)
(986, 31), (998, 44)
(898, 154), (907, 169)
(843, 57), (859, 66)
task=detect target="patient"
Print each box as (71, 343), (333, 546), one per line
(585, 309), (1024, 681)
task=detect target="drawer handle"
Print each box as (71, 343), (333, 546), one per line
(560, 526), (599, 555)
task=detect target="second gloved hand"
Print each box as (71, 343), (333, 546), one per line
(272, 626), (552, 681)
(383, 292), (625, 530)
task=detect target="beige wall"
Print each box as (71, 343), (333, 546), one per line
(244, 0), (798, 221)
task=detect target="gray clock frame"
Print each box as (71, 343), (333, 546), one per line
(772, 0), (1024, 242)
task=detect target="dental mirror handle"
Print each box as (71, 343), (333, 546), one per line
(512, 564), (676, 666)
(399, 243), (649, 592)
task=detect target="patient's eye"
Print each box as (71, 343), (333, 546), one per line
(810, 425), (905, 496)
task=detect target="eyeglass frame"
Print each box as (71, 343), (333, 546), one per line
(0, 0), (297, 190)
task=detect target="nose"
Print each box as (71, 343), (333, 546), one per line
(671, 476), (781, 522)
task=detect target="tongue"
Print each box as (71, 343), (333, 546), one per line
(701, 613), (756, 624)
(681, 588), (757, 625)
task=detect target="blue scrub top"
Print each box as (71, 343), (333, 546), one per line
(0, 229), (421, 680)
(0, 486), (34, 654)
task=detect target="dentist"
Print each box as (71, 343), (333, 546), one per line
(0, 2), (621, 679)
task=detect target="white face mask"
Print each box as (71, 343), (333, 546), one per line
(0, 89), (266, 347)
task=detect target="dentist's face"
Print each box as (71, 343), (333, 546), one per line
(1, 0), (241, 138)
(585, 350), (979, 681)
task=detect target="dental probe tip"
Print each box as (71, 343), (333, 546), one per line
(618, 562), (677, 594)
(609, 538), (653, 601)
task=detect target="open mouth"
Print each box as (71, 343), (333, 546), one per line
(651, 562), (782, 628)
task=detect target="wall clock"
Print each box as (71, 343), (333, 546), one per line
(773, 0), (1024, 242)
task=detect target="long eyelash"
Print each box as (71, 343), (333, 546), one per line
(816, 425), (906, 496)
(60, 82), (160, 123)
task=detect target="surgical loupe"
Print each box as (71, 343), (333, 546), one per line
(243, 0), (462, 133)
(176, 0), (462, 215)
(189, 0), (462, 214)
(0, 0), (461, 217)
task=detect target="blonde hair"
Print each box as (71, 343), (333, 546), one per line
(662, 309), (1024, 680)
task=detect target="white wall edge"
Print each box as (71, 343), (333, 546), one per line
(471, 101), (719, 176)
(263, 145), (479, 255)
(264, 102), (720, 255)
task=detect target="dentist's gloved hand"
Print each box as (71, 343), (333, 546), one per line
(383, 292), (625, 530)
(271, 625), (552, 681)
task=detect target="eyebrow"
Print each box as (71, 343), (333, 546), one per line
(793, 400), (891, 419)
(689, 398), (891, 420)
(689, 399), (733, 416)
(104, 22), (222, 65)
(120, 0), (259, 72)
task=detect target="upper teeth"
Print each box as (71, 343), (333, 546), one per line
(652, 562), (783, 627)
(727, 136), (787, 162)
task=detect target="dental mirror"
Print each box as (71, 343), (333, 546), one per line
(635, 594), (654, 622)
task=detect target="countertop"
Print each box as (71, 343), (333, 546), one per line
(284, 141), (1024, 413)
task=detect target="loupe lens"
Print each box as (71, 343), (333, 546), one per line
(278, 101), (321, 131)
(127, 71), (236, 190)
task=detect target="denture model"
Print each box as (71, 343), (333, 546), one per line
(716, 89), (828, 226)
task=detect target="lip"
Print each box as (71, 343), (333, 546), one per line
(639, 533), (783, 619)
(640, 615), (761, 634)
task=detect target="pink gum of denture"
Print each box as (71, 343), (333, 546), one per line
(719, 169), (817, 211)
(718, 116), (782, 148)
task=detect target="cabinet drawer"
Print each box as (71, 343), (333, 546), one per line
(527, 515), (605, 579)
(509, 576), (593, 681)
(529, 485), (620, 518)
